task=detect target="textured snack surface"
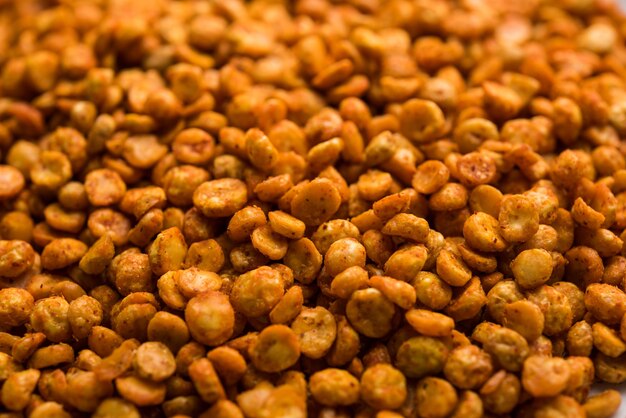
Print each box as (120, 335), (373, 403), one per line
(2, 0), (626, 417)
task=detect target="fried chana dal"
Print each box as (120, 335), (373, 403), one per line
(0, 0), (626, 417)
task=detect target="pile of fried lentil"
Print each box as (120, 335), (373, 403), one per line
(3, 0), (626, 416)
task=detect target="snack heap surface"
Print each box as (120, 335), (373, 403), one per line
(2, 0), (626, 417)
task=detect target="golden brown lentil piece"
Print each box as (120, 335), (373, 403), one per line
(116, 375), (166, 407)
(416, 377), (458, 418)
(310, 368), (360, 407)
(251, 224), (288, 260)
(346, 288), (395, 338)
(149, 227), (187, 276)
(400, 99), (446, 144)
(236, 384), (272, 416)
(445, 277), (487, 321)
(449, 390), (483, 418)
(0, 288), (34, 328)
(162, 165), (210, 207)
(412, 271), (452, 310)
(585, 283), (626, 325)
(291, 306), (336, 359)
(93, 398), (140, 418)
(188, 357), (225, 404)
(269, 285), (303, 325)
(230, 266), (284, 318)
(480, 370), (521, 415)
(382, 213), (430, 243)
(360, 364), (407, 410)
(444, 345), (494, 390)
(372, 190), (411, 222)
(522, 355), (571, 397)
(0, 165), (25, 201)
(84, 168), (127, 207)
(30, 296), (71, 343)
(268, 210), (305, 239)
(133, 341), (176, 382)
(510, 249), (554, 290)
(68, 295), (103, 340)
(227, 206), (266, 242)
(362, 230), (394, 266)
(11, 332), (45, 363)
(1, 369), (40, 411)
(66, 369), (114, 411)
(405, 309), (454, 337)
(592, 322), (626, 358)
(88, 326), (123, 358)
(40, 238), (87, 270)
(394, 336), (449, 379)
(172, 128), (215, 165)
(0, 211), (34, 242)
(463, 213), (508, 252)
(469, 185), (502, 218)
(162, 207), (185, 231)
(436, 248), (473, 287)
(567, 320), (594, 357)
(111, 249), (153, 296)
(147, 311), (189, 354)
(284, 238), (322, 284)
(184, 239), (224, 272)
(291, 178), (342, 226)
(572, 197), (605, 229)
(88, 209), (131, 246)
(193, 179), (248, 218)
(595, 351), (626, 384)
(112, 301), (158, 341)
(412, 161), (450, 195)
(177, 269), (222, 299)
(30, 151), (72, 191)
(6, 140), (39, 178)
(583, 389), (621, 418)
(312, 219), (361, 254)
(483, 326), (529, 372)
(453, 118), (499, 153)
(200, 400), (244, 418)
(157, 271), (187, 310)
(185, 291), (234, 346)
(326, 315), (360, 368)
(229, 242), (269, 273)
(28, 343), (74, 369)
(455, 152), (497, 187)
(308, 138), (345, 174)
(254, 174), (294, 203)
(369, 275), (416, 310)
(204, 347), (244, 389)
(498, 194), (539, 243)
(30, 402), (72, 418)
(457, 243), (496, 273)
(527, 285), (573, 336)
(119, 186), (166, 220)
(246, 129), (279, 172)
(324, 238), (367, 277)
(78, 234), (115, 274)
(503, 300), (544, 341)
(127, 208), (163, 247)
(429, 183), (469, 212)
(249, 325), (300, 373)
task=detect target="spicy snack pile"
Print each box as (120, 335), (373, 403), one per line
(2, 0), (626, 416)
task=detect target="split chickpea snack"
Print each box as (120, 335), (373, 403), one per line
(1, 0), (626, 417)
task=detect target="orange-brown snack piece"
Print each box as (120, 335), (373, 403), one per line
(185, 291), (234, 346)
(249, 325), (300, 373)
